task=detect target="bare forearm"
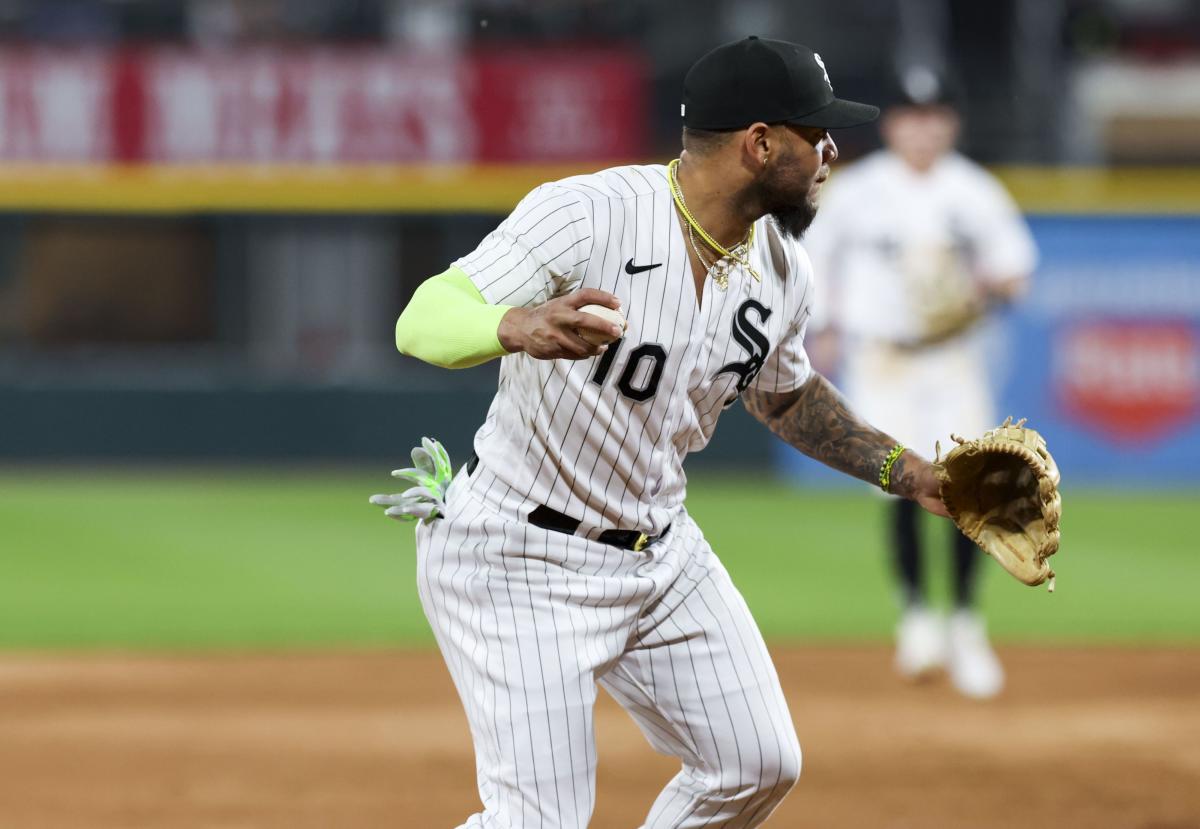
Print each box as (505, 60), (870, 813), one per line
(743, 373), (925, 499)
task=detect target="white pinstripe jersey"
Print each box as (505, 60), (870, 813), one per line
(453, 163), (814, 538)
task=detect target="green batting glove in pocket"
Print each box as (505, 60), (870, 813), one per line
(369, 437), (454, 522)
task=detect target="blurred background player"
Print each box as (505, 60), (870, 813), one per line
(803, 65), (1038, 699)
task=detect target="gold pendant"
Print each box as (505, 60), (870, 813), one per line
(712, 261), (730, 291)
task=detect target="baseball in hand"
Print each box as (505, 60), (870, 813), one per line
(576, 304), (626, 346)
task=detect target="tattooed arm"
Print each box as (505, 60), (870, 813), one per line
(743, 373), (949, 517)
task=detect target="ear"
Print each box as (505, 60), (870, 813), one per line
(741, 122), (773, 168)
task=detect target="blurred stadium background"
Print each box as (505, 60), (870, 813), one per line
(1, 1), (1199, 827)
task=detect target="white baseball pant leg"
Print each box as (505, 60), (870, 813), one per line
(602, 512), (801, 829)
(415, 487), (799, 828)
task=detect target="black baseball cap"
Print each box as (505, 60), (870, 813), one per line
(682, 36), (879, 130)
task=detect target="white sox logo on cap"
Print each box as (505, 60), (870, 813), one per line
(813, 53), (833, 91)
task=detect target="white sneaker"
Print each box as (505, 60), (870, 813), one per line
(894, 607), (947, 680)
(947, 610), (1005, 699)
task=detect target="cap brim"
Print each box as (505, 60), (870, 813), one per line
(788, 98), (879, 128)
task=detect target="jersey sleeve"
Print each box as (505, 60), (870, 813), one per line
(965, 171), (1038, 283)
(451, 183), (594, 308)
(748, 246), (815, 394)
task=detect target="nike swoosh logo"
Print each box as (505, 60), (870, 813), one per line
(625, 258), (662, 275)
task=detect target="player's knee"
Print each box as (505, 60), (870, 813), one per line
(764, 730), (803, 799)
(715, 729), (802, 809)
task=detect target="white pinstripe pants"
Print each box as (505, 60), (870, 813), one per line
(415, 477), (801, 828)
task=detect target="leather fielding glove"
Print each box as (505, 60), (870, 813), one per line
(933, 417), (1062, 591)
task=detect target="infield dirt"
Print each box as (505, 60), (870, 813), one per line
(1, 646), (1197, 828)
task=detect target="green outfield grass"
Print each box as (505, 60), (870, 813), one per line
(0, 469), (1195, 649)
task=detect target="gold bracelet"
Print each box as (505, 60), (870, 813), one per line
(878, 444), (906, 492)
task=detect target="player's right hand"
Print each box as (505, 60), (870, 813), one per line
(497, 289), (623, 360)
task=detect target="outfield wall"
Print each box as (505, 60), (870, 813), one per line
(1, 167), (1197, 483)
(0, 383), (771, 469)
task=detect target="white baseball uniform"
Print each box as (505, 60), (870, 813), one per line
(416, 163), (814, 828)
(803, 150), (1037, 456)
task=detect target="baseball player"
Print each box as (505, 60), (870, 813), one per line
(802, 66), (1037, 699)
(375, 37), (951, 828)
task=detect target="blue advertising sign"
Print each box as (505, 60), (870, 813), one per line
(778, 215), (1200, 486)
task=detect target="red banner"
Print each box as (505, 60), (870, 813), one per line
(0, 46), (647, 163)
(1056, 319), (1200, 442)
(0, 48), (115, 161)
(471, 48), (646, 162)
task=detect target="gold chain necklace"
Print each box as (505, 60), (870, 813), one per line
(686, 223), (730, 291)
(667, 158), (760, 290)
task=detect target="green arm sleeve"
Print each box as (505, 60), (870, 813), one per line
(394, 266), (514, 369)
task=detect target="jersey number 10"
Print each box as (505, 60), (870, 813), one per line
(589, 339), (667, 402)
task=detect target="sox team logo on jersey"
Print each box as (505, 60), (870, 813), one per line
(717, 299), (773, 395)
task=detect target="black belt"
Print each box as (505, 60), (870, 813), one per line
(467, 454), (667, 552)
(528, 504), (669, 552)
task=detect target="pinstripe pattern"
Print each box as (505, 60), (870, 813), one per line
(420, 163), (817, 827)
(452, 165), (815, 539)
(418, 472), (800, 828)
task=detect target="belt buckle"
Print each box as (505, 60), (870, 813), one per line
(632, 532), (650, 552)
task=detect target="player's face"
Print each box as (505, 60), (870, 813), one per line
(756, 124), (837, 239)
(881, 105), (959, 170)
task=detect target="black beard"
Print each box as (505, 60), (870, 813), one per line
(752, 168), (819, 239)
(769, 197), (818, 240)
